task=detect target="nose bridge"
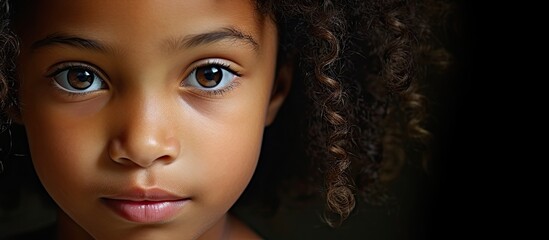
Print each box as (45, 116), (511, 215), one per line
(126, 90), (164, 134)
(109, 88), (179, 167)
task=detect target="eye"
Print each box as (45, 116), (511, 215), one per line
(51, 66), (106, 93)
(184, 63), (239, 91)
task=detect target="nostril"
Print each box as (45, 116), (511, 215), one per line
(156, 154), (177, 163)
(108, 136), (180, 168)
(111, 156), (135, 167)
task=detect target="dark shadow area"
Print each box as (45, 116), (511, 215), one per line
(425, 1), (474, 239)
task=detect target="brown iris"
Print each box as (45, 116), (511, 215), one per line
(67, 69), (94, 90)
(195, 66), (222, 88)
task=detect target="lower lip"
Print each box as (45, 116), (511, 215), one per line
(103, 199), (189, 223)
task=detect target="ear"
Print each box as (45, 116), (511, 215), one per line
(265, 62), (293, 126)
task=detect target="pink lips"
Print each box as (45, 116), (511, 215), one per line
(102, 188), (189, 223)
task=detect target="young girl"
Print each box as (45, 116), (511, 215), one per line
(0, 0), (448, 239)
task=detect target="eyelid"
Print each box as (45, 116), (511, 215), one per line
(187, 59), (242, 77)
(46, 61), (109, 81)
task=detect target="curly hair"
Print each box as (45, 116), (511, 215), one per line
(0, 0), (448, 227)
(255, 0), (448, 226)
(0, 0), (18, 120)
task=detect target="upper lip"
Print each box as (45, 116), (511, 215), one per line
(103, 187), (188, 201)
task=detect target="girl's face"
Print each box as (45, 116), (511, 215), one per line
(16, 0), (286, 238)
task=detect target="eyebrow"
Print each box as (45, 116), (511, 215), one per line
(165, 27), (259, 52)
(30, 27), (260, 53)
(31, 33), (109, 52)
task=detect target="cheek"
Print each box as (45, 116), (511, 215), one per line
(186, 89), (270, 205)
(200, 119), (263, 182)
(22, 98), (108, 203)
(173, 73), (274, 219)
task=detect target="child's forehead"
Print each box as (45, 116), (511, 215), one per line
(19, 0), (260, 19)
(15, 0), (266, 28)
(15, 0), (272, 49)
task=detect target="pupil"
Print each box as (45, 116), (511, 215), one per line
(204, 68), (219, 80)
(68, 69), (93, 89)
(196, 66), (222, 88)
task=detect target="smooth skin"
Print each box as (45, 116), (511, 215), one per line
(15, 0), (291, 239)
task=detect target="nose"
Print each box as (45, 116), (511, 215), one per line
(108, 93), (180, 168)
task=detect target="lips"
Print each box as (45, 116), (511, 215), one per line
(102, 188), (190, 223)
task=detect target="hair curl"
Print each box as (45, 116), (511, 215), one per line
(0, 0), (448, 227)
(255, 0), (448, 226)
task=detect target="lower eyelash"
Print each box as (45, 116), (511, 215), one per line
(201, 80), (241, 97)
(49, 80), (95, 97)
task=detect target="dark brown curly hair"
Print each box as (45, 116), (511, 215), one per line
(0, 0), (449, 227)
